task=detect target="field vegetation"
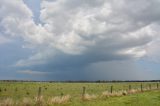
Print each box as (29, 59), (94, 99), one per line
(0, 81), (159, 106)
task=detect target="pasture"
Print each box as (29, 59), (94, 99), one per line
(0, 81), (159, 106)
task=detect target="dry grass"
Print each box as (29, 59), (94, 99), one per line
(0, 98), (14, 106)
(101, 85), (159, 98)
(110, 91), (123, 97)
(151, 87), (158, 90)
(143, 88), (150, 91)
(47, 95), (71, 105)
(127, 89), (141, 94)
(102, 90), (128, 98)
(21, 97), (33, 106)
(35, 96), (44, 106)
(82, 94), (97, 101)
(101, 91), (111, 98)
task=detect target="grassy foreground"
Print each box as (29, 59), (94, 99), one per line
(71, 90), (160, 106)
(0, 82), (159, 106)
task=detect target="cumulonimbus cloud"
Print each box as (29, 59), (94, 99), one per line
(0, 0), (160, 68)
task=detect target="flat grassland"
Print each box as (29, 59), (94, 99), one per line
(0, 82), (159, 106)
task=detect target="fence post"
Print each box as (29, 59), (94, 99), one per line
(141, 84), (143, 92)
(38, 87), (42, 97)
(36, 87), (42, 105)
(157, 83), (159, 89)
(82, 86), (86, 97)
(111, 86), (113, 93)
(149, 84), (151, 90)
(129, 85), (131, 91)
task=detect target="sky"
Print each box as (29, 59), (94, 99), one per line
(0, 0), (160, 81)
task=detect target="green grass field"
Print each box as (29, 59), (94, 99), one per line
(0, 82), (159, 106)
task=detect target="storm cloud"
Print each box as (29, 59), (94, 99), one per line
(0, 0), (160, 80)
